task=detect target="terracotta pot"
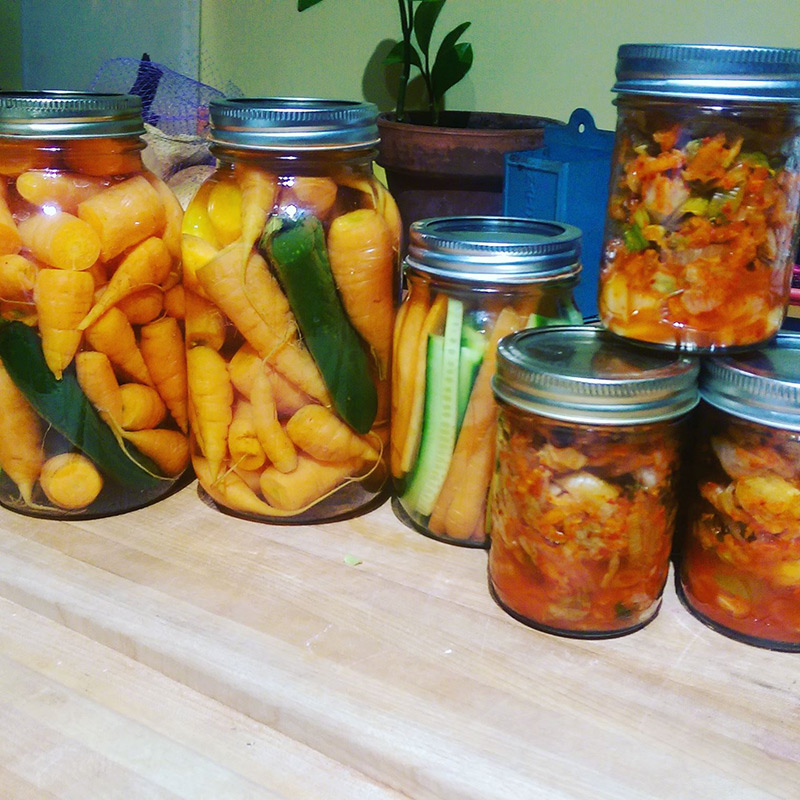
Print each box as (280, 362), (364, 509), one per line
(376, 111), (562, 245)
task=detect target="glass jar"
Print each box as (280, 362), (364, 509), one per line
(490, 326), (698, 637)
(679, 333), (800, 651)
(0, 90), (187, 518)
(391, 216), (583, 546)
(598, 44), (800, 352)
(183, 98), (401, 522)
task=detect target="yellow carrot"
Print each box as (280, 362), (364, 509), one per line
(327, 208), (396, 374)
(0, 186), (21, 256)
(251, 369), (297, 473)
(181, 181), (220, 248)
(34, 268), (95, 379)
(235, 164), (278, 257)
(184, 289), (227, 350)
(196, 244), (329, 403)
(206, 179), (243, 246)
(0, 254), (37, 300)
(78, 175), (166, 261)
(145, 174), (184, 260)
(194, 455), (287, 517)
(376, 181), (403, 254)
(259, 454), (360, 511)
(75, 350), (123, 427)
(39, 452), (103, 510)
(18, 211), (101, 271)
(120, 382), (167, 430)
(286, 176), (338, 219)
(286, 404), (380, 463)
(187, 345), (233, 481)
(140, 316), (188, 433)
(78, 236), (171, 330)
(180, 233), (218, 296)
(122, 428), (189, 477)
(83, 306), (152, 385)
(116, 286), (163, 325)
(16, 170), (105, 213)
(0, 360), (44, 504)
(227, 399), (267, 471)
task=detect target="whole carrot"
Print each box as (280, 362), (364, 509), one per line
(140, 316), (188, 433)
(250, 369), (297, 473)
(75, 350), (123, 428)
(83, 306), (152, 386)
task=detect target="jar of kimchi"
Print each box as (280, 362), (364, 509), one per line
(490, 326), (698, 637)
(0, 90), (187, 518)
(679, 333), (800, 651)
(183, 98), (401, 522)
(599, 44), (800, 352)
(391, 216), (583, 546)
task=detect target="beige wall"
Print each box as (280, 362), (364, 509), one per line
(200, 0), (800, 131)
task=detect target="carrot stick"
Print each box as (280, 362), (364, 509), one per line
(122, 429), (189, 477)
(427, 306), (526, 539)
(75, 350), (123, 427)
(140, 316), (188, 433)
(83, 306), (152, 386)
(34, 268), (95, 379)
(78, 236), (172, 330)
(251, 369), (297, 473)
(0, 359), (44, 504)
(19, 211), (101, 271)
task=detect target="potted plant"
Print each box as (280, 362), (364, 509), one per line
(298, 0), (560, 236)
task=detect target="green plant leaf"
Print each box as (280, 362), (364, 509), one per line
(438, 20), (471, 52)
(431, 40), (473, 103)
(413, 0), (446, 57)
(297, 0), (325, 10)
(383, 40), (423, 70)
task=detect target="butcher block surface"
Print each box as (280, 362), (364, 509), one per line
(0, 479), (798, 799)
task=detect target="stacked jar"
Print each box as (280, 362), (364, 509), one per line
(0, 91), (187, 517)
(390, 216), (583, 546)
(182, 98), (400, 522)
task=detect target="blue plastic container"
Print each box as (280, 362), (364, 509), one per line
(503, 108), (613, 317)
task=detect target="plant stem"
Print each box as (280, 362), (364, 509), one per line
(396, 0), (413, 121)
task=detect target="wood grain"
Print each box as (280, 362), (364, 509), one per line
(0, 481), (798, 799)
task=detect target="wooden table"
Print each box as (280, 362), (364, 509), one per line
(0, 480), (798, 799)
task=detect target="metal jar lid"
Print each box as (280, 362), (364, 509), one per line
(493, 326), (699, 425)
(405, 216), (582, 285)
(700, 332), (800, 431)
(208, 97), (379, 151)
(613, 43), (800, 102)
(0, 91), (144, 138)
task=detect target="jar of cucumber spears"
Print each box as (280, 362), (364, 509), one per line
(0, 90), (187, 518)
(183, 97), (401, 522)
(391, 216), (582, 546)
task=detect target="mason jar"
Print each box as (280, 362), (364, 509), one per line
(0, 90), (187, 518)
(183, 98), (401, 522)
(490, 326), (699, 637)
(598, 44), (800, 352)
(391, 216), (583, 546)
(679, 333), (800, 651)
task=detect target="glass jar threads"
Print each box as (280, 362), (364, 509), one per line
(183, 98), (400, 522)
(391, 216), (583, 546)
(490, 326), (698, 637)
(0, 91), (187, 518)
(599, 44), (800, 352)
(679, 333), (800, 651)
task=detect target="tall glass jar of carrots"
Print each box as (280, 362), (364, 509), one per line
(0, 91), (188, 518)
(183, 98), (400, 521)
(391, 217), (583, 546)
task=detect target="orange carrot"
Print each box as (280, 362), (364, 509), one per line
(250, 369), (297, 473)
(75, 350), (123, 427)
(0, 185), (21, 256)
(286, 404), (380, 463)
(286, 176), (338, 219)
(119, 382), (167, 430)
(116, 286), (163, 325)
(34, 268), (95, 379)
(186, 344), (233, 481)
(0, 359), (44, 504)
(146, 174), (184, 260)
(259, 454), (360, 511)
(376, 181), (403, 254)
(18, 211), (101, 271)
(64, 137), (141, 177)
(140, 316), (188, 433)
(78, 175), (166, 261)
(235, 164), (278, 258)
(0, 254), (37, 300)
(78, 236), (171, 330)
(16, 170), (105, 213)
(227, 399), (267, 471)
(83, 306), (152, 385)
(0, 139), (53, 177)
(184, 289), (227, 350)
(39, 452), (103, 510)
(428, 306), (526, 539)
(327, 208), (396, 374)
(163, 283), (185, 319)
(196, 244), (329, 403)
(122, 428), (189, 477)
(180, 233), (218, 296)
(194, 455), (287, 517)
